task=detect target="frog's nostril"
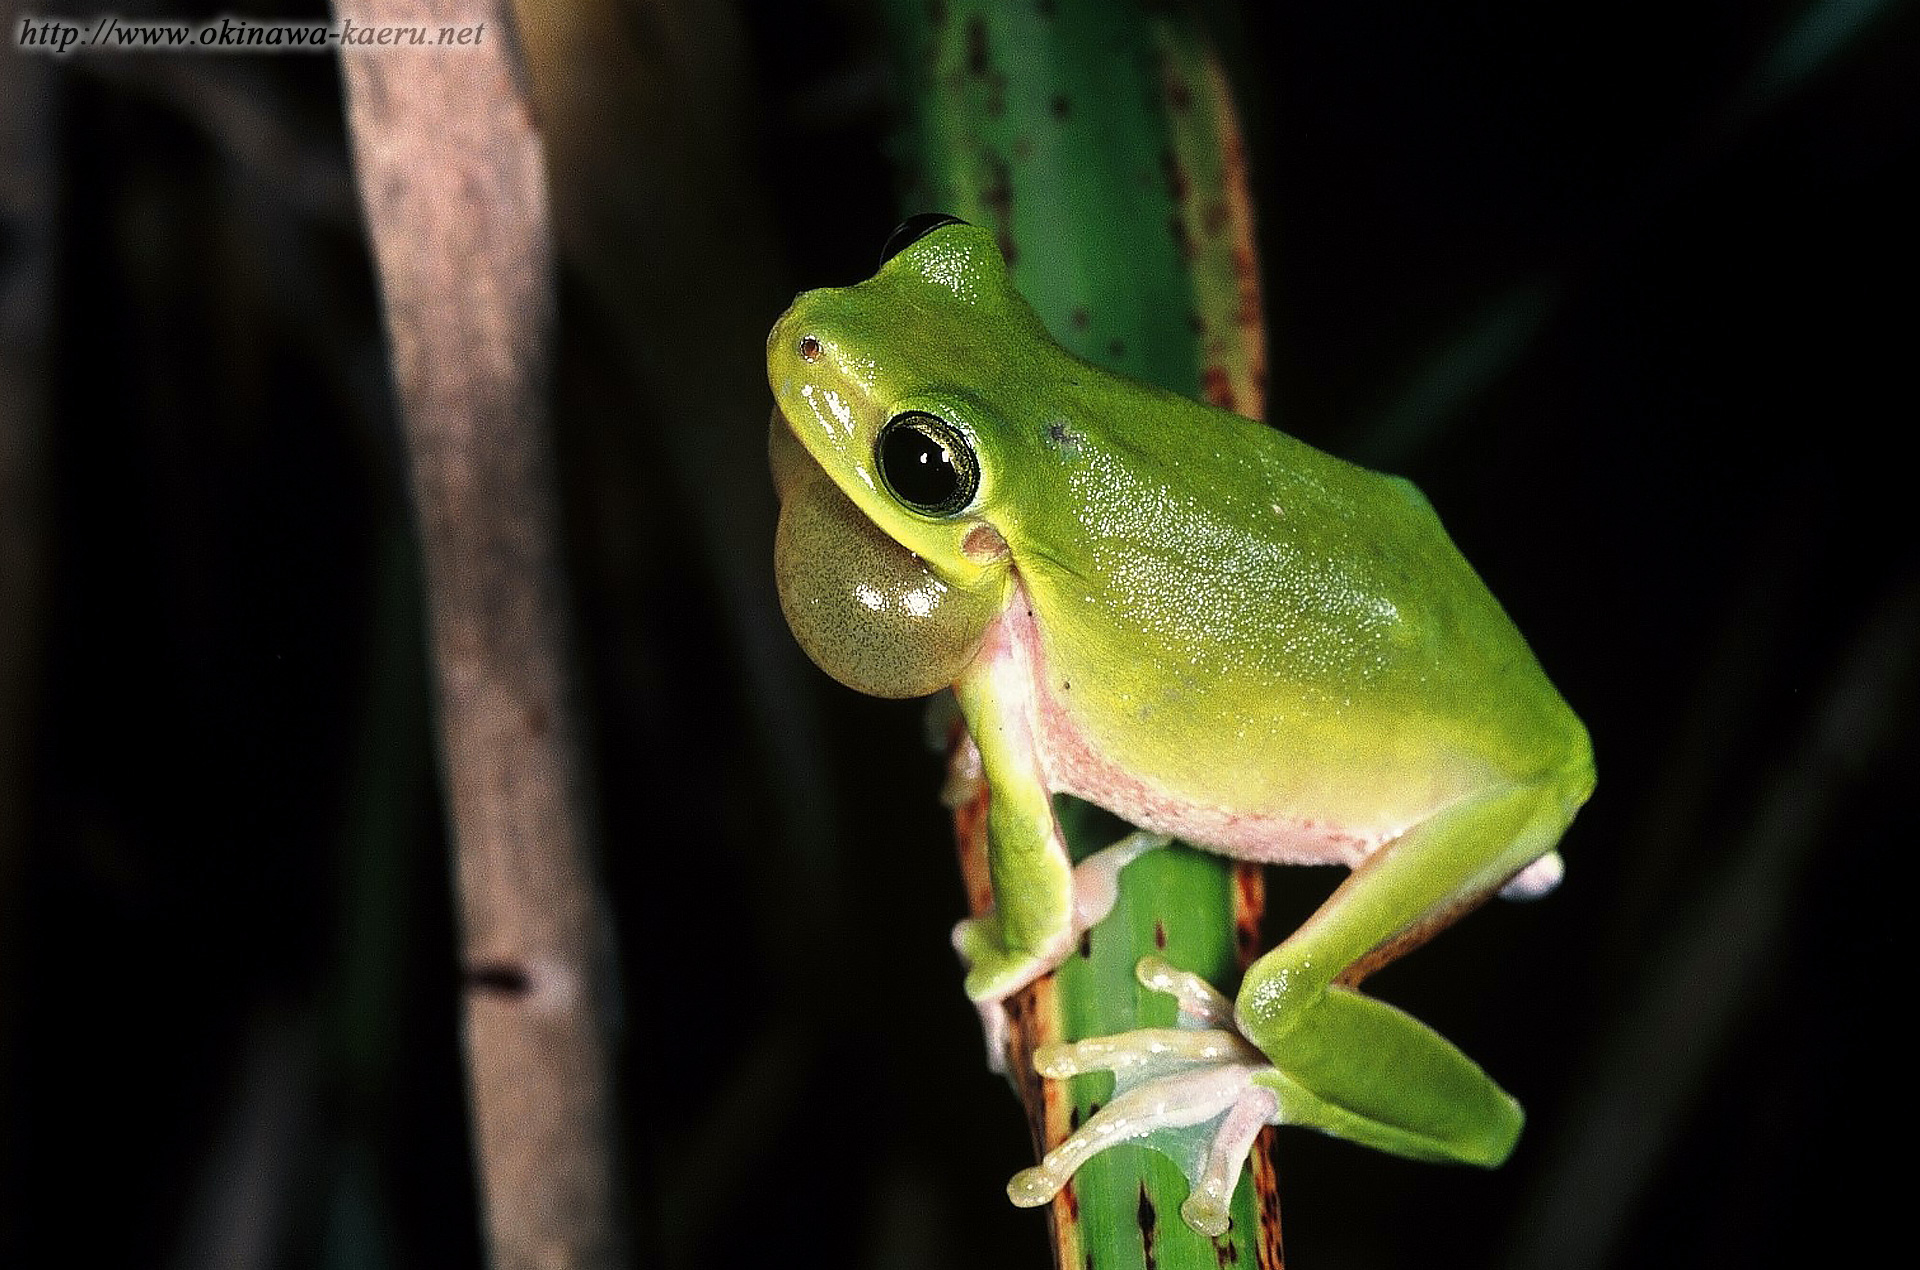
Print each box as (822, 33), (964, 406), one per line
(799, 334), (823, 363)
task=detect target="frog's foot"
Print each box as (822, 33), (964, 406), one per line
(1006, 957), (1280, 1238)
(954, 831), (1172, 1072)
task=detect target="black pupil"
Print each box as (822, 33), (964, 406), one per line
(881, 421), (962, 510)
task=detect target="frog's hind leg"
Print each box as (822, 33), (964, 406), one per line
(1008, 767), (1591, 1236)
(1234, 768), (1591, 1165)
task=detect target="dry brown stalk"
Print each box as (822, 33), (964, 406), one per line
(333, 2), (629, 1264)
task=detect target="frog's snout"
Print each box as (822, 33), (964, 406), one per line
(767, 290), (833, 376)
(766, 296), (842, 439)
(766, 303), (801, 390)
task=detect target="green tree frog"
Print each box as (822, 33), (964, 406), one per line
(767, 217), (1594, 1237)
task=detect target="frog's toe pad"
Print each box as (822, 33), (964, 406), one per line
(1007, 959), (1281, 1237)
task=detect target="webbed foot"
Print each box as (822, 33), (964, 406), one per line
(1009, 950), (1525, 1236)
(1006, 956), (1278, 1238)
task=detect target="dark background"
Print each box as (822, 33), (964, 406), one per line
(2, 0), (1914, 1265)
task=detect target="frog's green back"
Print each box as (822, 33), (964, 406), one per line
(990, 353), (1583, 824)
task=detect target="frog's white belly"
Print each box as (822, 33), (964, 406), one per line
(975, 584), (1406, 869)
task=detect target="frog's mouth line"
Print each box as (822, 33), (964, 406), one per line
(770, 403), (922, 574)
(768, 406), (821, 508)
(769, 401), (914, 555)
(772, 404), (1008, 698)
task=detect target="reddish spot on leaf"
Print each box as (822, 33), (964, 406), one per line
(1162, 57), (1193, 114)
(1161, 149), (1189, 202)
(1203, 364), (1235, 412)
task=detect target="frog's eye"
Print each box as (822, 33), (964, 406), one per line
(876, 411), (978, 517)
(879, 213), (968, 267)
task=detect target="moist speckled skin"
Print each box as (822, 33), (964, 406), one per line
(769, 222), (1588, 842)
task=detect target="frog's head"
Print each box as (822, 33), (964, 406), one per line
(768, 217), (1049, 698)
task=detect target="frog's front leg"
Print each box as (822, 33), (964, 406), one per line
(1012, 763), (1591, 1234)
(954, 824), (1170, 1066)
(951, 649), (1170, 1069)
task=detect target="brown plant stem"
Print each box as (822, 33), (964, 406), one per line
(332, 3), (629, 1265)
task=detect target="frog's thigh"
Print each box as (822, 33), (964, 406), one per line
(1250, 776), (1576, 1012)
(1233, 779), (1576, 1164)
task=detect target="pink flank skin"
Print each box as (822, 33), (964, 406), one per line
(972, 579), (1397, 872)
